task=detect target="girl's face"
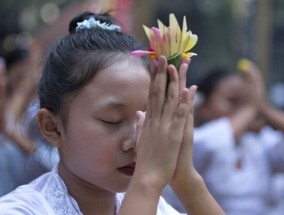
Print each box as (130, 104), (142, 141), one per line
(202, 75), (245, 120)
(58, 57), (150, 193)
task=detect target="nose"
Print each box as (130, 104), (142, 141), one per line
(122, 123), (137, 152)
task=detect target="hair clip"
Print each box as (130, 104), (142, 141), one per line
(131, 13), (198, 69)
(76, 17), (121, 32)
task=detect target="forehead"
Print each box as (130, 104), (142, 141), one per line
(94, 57), (150, 93)
(99, 57), (149, 85)
(212, 75), (245, 99)
(72, 57), (150, 108)
(217, 75), (244, 91)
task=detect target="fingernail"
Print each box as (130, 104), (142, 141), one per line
(158, 55), (166, 62)
(136, 111), (143, 118)
(191, 85), (198, 93)
(181, 63), (189, 69)
(168, 65), (175, 75)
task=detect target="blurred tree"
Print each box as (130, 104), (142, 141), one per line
(272, 0), (284, 83)
(255, 0), (272, 86)
(132, 0), (154, 44)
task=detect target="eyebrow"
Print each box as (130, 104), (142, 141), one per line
(102, 101), (126, 109)
(95, 99), (147, 112)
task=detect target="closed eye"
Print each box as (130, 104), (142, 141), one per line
(100, 120), (124, 125)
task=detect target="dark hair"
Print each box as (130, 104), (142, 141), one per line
(4, 47), (29, 70)
(38, 11), (148, 122)
(197, 67), (236, 99)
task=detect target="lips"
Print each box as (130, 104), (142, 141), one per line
(118, 162), (136, 176)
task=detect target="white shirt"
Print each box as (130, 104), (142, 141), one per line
(193, 117), (284, 215)
(0, 165), (185, 215)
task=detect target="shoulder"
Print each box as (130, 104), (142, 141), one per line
(194, 117), (232, 137)
(0, 186), (54, 214)
(194, 117), (235, 149)
(0, 167), (62, 215)
(258, 126), (284, 147)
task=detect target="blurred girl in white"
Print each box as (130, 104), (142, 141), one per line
(192, 63), (284, 215)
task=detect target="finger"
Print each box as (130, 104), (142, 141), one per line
(145, 63), (157, 120)
(187, 85), (198, 102)
(134, 111), (145, 162)
(250, 64), (263, 83)
(161, 65), (179, 121)
(136, 111), (146, 143)
(182, 85), (197, 154)
(150, 56), (168, 119)
(178, 62), (189, 100)
(169, 88), (192, 146)
(181, 57), (191, 65)
(246, 63), (262, 86)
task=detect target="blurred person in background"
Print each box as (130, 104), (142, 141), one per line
(0, 35), (58, 197)
(163, 60), (284, 215)
(192, 61), (284, 215)
(0, 58), (6, 133)
(195, 61), (284, 215)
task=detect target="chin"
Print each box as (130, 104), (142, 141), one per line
(112, 179), (132, 193)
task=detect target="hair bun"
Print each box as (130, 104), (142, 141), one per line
(69, 11), (116, 34)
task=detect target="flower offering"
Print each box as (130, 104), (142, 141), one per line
(131, 13), (198, 69)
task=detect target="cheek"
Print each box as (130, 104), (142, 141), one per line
(66, 120), (119, 153)
(209, 98), (231, 117)
(61, 124), (119, 176)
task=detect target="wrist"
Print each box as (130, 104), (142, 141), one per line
(258, 101), (270, 115)
(128, 173), (163, 200)
(3, 124), (11, 136)
(130, 170), (166, 197)
(170, 169), (202, 193)
(119, 173), (162, 215)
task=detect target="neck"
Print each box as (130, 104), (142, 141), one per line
(194, 107), (210, 127)
(58, 162), (116, 215)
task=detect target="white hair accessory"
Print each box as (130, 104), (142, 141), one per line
(76, 17), (121, 32)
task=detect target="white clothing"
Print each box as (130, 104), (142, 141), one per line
(0, 133), (52, 197)
(0, 165), (186, 215)
(193, 117), (284, 215)
(268, 174), (284, 215)
(0, 101), (59, 197)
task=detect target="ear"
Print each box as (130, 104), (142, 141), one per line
(37, 108), (63, 148)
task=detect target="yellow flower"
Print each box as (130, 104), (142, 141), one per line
(131, 13), (198, 68)
(237, 58), (251, 73)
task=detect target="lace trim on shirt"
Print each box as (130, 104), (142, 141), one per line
(43, 166), (81, 215)
(45, 166), (121, 215)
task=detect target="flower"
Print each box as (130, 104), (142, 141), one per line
(131, 13), (198, 69)
(237, 58), (251, 73)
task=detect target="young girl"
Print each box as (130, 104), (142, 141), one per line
(0, 12), (225, 215)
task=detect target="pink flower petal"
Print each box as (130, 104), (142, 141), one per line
(151, 27), (162, 40)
